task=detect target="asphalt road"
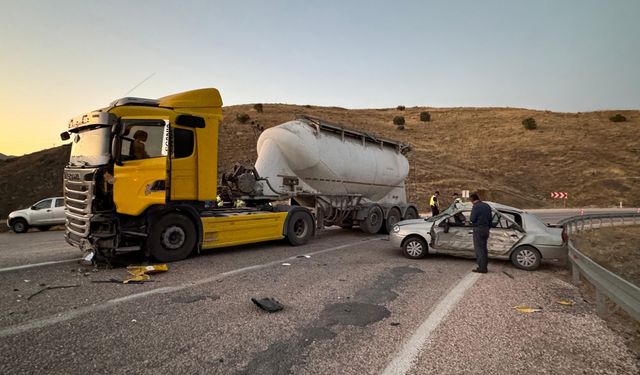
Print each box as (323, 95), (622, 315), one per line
(0, 210), (637, 374)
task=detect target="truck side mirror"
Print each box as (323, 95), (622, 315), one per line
(60, 132), (70, 141)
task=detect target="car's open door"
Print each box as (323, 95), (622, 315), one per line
(488, 211), (525, 256)
(431, 211), (474, 253)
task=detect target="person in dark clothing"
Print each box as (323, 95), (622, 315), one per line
(469, 192), (492, 273)
(429, 191), (440, 217)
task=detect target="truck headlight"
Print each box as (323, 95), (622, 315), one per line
(392, 224), (400, 233)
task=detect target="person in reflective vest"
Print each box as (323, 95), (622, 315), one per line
(429, 191), (440, 216)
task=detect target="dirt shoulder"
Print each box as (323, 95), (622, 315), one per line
(572, 225), (640, 287)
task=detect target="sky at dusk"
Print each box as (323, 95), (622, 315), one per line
(0, 0), (638, 155)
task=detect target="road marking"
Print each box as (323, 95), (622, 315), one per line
(0, 237), (382, 338)
(381, 272), (481, 375)
(0, 258), (81, 273)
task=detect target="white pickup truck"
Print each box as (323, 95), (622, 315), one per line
(6, 197), (66, 233)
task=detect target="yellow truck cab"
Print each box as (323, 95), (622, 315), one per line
(61, 88), (314, 262)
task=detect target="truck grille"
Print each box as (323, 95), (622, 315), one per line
(64, 168), (95, 241)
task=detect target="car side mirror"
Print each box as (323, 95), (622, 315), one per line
(60, 132), (70, 141)
(31, 205), (37, 210)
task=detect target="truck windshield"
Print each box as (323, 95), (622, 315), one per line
(69, 126), (111, 167)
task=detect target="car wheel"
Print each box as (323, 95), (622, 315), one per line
(37, 226), (52, 231)
(286, 210), (314, 246)
(402, 236), (428, 259)
(380, 207), (402, 234)
(147, 213), (197, 262)
(404, 206), (419, 220)
(361, 205), (384, 234)
(12, 219), (29, 233)
(511, 246), (541, 271)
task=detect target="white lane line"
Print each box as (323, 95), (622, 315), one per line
(0, 238), (382, 338)
(381, 272), (481, 375)
(0, 258), (81, 273)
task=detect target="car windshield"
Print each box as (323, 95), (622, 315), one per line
(69, 125), (111, 167)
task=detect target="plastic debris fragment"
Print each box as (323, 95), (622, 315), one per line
(556, 300), (575, 306)
(123, 264), (168, 283)
(513, 305), (543, 313)
(251, 297), (284, 312)
(281, 263), (291, 266)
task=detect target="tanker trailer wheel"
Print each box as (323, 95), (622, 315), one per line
(403, 206), (419, 220)
(147, 213), (197, 262)
(380, 207), (402, 234)
(286, 210), (314, 246)
(361, 205), (384, 234)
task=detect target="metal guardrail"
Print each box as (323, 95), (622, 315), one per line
(562, 213), (640, 321)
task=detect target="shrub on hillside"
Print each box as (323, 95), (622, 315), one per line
(397, 105), (405, 111)
(253, 103), (263, 113)
(522, 117), (537, 130)
(609, 114), (627, 122)
(420, 111), (431, 122)
(236, 113), (251, 124)
(393, 116), (405, 126)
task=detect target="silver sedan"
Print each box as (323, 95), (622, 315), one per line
(389, 202), (567, 270)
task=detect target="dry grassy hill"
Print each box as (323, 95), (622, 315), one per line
(220, 105), (640, 210)
(1, 105), (638, 223)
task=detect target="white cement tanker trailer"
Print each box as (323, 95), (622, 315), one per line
(223, 116), (419, 234)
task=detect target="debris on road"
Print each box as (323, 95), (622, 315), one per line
(502, 270), (515, 279)
(296, 255), (311, 259)
(123, 264), (169, 284)
(27, 284), (80, 300)
(251, 297), (284, 312)
(557, 300), (575, 306)
(91, 278), (123, 284)
(513, 305), (543, 313)
(390, 322), (401, 326)
(281, 262), (292, 266)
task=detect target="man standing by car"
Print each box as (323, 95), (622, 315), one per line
(470, 192), (492, 273)
(429, 191), (440, 217)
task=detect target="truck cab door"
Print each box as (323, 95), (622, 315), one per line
(114, 119), (169, 216)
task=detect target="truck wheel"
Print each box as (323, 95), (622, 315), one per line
(380, 207), (402, 234)
(286, 210), (314, 246)
(361, 205), (383, 234)
(403, 206), (419, 220)
(147, 213), (197, 262)
(37, 226), (52, 231)
(12, 219), (28, 233)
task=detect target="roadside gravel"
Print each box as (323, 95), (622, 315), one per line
(407, 264), (639, 374)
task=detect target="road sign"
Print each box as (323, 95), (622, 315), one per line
(551, 192), (568, 199)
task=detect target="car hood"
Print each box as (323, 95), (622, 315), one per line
(8, 208), (29, 218)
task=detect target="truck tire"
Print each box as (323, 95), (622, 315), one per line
(12, 219), (28, 233)
(381, 207), (402, 234)
(147, 213), (197, 262)
(286, 210), (314, 246)
(403, 206), (419, 220)
(361, 205), (383, 234)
